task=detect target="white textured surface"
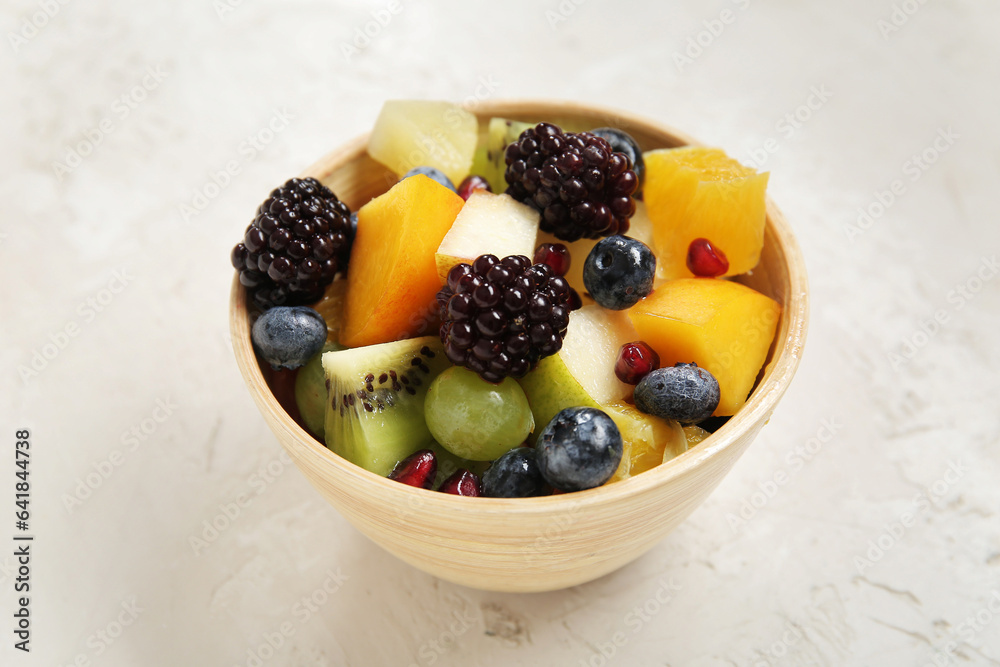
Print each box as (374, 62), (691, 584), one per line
(2, 0), (999, 665)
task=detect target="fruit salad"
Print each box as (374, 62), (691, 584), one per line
(231, 100), (781, 498)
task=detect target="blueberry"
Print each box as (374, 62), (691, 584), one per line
(536, 407), (622, 492)
(634, 363), (720, 425)
(251, 306), (328, 370)
(402, 166), (456, 192)
(589, 127), (644, 191)
(347, 211), (358, 242)
(582, 235), (656, 310)
(482, 448), (547, 498)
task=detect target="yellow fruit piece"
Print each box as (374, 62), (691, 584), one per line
(628, 278), (781, 416)
(367, 100), (478, 185)
(682, 425), (711, 450)
(644, 147), (768, 281)
(604, 403), (686, 484)
(312, 278), (348, 343)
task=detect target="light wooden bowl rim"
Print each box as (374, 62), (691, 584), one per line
(229, 99), (809, 518)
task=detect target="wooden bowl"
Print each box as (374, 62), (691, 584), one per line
(229, 100), (808, 592)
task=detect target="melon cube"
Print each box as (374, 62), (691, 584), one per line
(516, 306), (638, 444)
(367, 100), (478, 186)
(628, 279), (781, 416)
(435, 191), (539, 280)
(561, 305), (638, 405)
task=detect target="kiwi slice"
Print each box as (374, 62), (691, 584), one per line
(294, 342), (344, 439)
(469, 117), (535, 193)
(322, 336), (449, 477)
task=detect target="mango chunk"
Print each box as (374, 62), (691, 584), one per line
(628, 279), (781, 416)
(340, 175), (464, 347)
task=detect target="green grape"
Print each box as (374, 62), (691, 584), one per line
(424, 367), (534, 461)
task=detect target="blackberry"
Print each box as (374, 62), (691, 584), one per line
(589, 127), (645, 194)
(231, 177), (353, 310)
(437, 254), (582, 384)
(504, 123), (638, 242)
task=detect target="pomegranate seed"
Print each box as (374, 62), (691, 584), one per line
(533, 243), (571, 277)
(438, 469), (482, 496)
(615, 341), (660, 385)
(457, 175), (492, 201)
(388, 449), (437, 489)
(686, 238), (729, 277)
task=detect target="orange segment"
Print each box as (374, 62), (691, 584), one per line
(340, 175), (464, 347)
(643, 147), (768, 281)
(628, 278), (781, 416)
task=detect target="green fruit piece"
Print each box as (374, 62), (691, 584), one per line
(477, 117), (535, 193)
(424, 367), (534, 461)
(294, 342), (343, 438)
(517, 354), (601, 444)
(517, 306), (637, 443)
(322, 337), (449, 476)
(367, 100), (478, 185)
